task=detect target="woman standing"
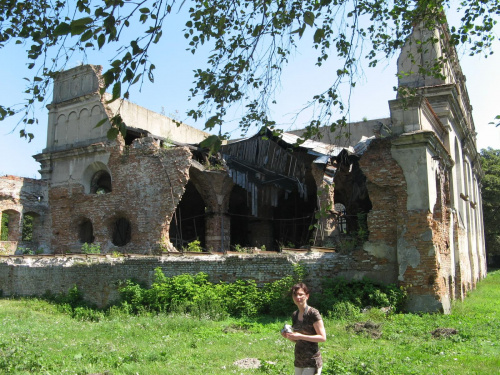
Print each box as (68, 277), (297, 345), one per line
(281, 283), (327, 375)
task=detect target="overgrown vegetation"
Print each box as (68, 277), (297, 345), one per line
(21, 214), (34, 241)
(480, 148), (500, 266)
(1, 271), (499, 374)
(63, 265), (405, 321)
(81, 242), (101, 254)
(183, 239), (203, 252)
(0, 213), (8, 241)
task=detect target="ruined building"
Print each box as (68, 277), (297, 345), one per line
(0, 23), (486, 313)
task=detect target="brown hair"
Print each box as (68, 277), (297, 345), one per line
(291, 282), (310, 296)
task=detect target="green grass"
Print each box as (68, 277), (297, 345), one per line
(1, 270), (500, 374)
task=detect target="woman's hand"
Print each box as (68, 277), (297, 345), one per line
(283, 320), (327, 343)
(282, 332), (298, 342)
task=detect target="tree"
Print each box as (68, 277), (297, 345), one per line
(0, 0), (499, 140)
(480, 148), (500, 267)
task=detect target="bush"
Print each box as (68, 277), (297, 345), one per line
(327, 301), (361, 320)
(261, 275), (296, 316)
(81, 242), (101, 254)
(317, 277), (407, 314)
(115, 268), (405, 320)
(221, 279), (261, 317)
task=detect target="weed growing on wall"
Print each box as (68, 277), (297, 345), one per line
(81, 242), (101, 254)
(183, 239), (202, 252)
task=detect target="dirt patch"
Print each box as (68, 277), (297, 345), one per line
(233, 358), (261, 369)
(431, 328), (458, 338)
(347, 320), (382, 339)
(223, 323), (251, 333)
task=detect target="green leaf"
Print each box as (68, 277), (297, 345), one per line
(71, 17), (93, 27)
(98, 34), (105, 49)
(148, 64), (155, 83)
(304, 11), (315, 27)
(53, 22), (72, 36)
(153, 30), (163, 44)
(111, 81), (121, 102)
(107, 127), (119, 140)
(94, 118), (108, 128)
(313, 28), (325, 44)
(71, 24), (87, 36)
(80, 30), (93, 42)
(200, 134), (222, 156)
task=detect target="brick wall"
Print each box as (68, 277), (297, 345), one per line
(0, 176), (50, 253)
(49, 140), (192, 254)
(360, 138), (457, 312)
(0, 250), (397, 308)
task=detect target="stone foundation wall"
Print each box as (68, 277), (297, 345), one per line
(0, 250), (397, 308)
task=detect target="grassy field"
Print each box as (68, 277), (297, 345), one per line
(1, 270), (499, 374)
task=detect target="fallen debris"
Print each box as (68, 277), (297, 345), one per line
(431, 328), (459, 338)
(233, 358), (261, 369)
(347, 320), (382, 339)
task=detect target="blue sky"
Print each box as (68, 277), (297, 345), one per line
(0, 7), (499, 179)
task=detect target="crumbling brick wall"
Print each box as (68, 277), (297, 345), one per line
(360, 138), (455, 311)
(49, 139), (192, 254)
(0, 251), (398, 308)
(0, 176), (50, 254)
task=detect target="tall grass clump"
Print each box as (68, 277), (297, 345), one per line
(42, 284), (105, 322)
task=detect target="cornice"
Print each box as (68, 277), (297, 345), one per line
(391, 130), (454, 169)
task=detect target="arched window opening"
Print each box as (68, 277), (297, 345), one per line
(78, 219), (94, 244)
(1, 210), (20, 241)
(1, 211), (10, 241)
(112, 218), (131, 246)
(21, 213), (40, 241)
(91, 170), (112, 194)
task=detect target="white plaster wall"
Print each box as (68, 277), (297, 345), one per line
(50, 152), (112, 187)
(397, 26), (453, 88)
(106, 98), (209, 144)
(391, 145), (432, 211)
(48, 99), (110, 150)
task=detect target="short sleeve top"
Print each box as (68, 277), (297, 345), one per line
(291, 306), (323, 368)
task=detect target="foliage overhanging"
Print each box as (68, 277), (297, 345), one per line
(0, 0), (498, 140)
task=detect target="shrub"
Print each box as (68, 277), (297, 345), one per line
(221, 279), (261, 317)
(327, 301), (361, 320)
(317, 277), (407, 314)
(261, 275), (296, 316)
(118, 280), (146, 314)
(183, 240), (202, 252)
(81, 242), (101, 254)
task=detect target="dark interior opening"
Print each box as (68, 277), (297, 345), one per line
(79, 219), (94, 243)
(169, 181), (206, 250)
(112, 217), (131, 246)
(273, 185), (317, 249)
(229, 185), (251, 248)
(91, 170), (112, 194)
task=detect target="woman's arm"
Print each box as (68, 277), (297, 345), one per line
(285, 319), (327, 343)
